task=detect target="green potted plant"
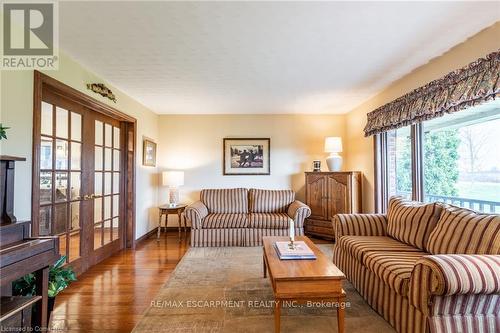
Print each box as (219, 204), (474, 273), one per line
(13, 256), (77, 322)
(0, 123), (9, 140)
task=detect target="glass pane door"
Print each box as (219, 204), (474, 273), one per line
(36, 88), (126, 275)
(93, 119), (121, 250)
(39, 101), (83, 264)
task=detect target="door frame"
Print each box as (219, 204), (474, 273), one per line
(31, 71), (137, 266)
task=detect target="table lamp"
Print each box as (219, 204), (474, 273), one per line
(162, 171), (184, 207)
(324, 137), (343, 172)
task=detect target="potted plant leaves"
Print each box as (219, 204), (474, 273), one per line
(13, 256), (77, 323)
(0, 123), (9, 140)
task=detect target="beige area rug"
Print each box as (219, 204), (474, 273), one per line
(132, 245), (395, 333)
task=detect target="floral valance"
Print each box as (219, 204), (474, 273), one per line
(364, 50), (500, 136)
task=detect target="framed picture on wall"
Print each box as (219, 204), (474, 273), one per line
(143, 138), (157, 166)
(223, 138), (270, 175)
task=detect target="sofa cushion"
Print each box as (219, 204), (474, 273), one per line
(200, 188), (248, 214)
(363, 251), (428, 296)
(336, 236), (423, 262)
(249, 189), (295, 213)
(202, 213), (248, 229)
(249, 213), (291, 229)
(387, 196), (443, 251)
(427, 205), (500, 255)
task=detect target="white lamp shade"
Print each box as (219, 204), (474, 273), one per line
(324, 137), (343, 153)
(162, 171), (184, 187)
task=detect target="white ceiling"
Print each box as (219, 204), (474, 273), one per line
(60, 1), (500, 115)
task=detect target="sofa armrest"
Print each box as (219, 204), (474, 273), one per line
(287, 200), (311, 228)
(184, 201), (209, 229)
(333, 214), (387, 237)
(409, 255), (500, 314)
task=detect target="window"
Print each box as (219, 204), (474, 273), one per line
(422, 106), (500, 213)
(376, 100), (500, 213)
(387, 126), (412, 199)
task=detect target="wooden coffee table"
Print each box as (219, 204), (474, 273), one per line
(262, 236), (346, 333)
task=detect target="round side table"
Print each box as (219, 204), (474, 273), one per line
(158, 204), (187, 241)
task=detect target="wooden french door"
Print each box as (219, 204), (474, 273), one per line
(35, 90), (125, 274)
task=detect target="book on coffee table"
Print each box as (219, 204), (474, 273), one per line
(274, 241), (317, 260)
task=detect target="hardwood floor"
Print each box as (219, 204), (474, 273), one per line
(49, 230), (331, 332)
(49, 230), (190, 333)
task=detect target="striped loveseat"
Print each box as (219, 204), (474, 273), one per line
(185, 188), (311, 247)
(333, 196), (500, 333)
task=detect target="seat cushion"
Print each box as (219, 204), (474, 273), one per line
(200, 188), (248, 214)
(249, 213), (291, 229)
(249, 188), (295, 213)
(363, 251), (428, 296)
(336, 236), (423, 262)
(427, 205), (500, 255)
(202, 213), (248, 229)
(387, 196), (443, 251)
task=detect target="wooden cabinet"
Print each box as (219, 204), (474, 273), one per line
(304, 172), (361, 240)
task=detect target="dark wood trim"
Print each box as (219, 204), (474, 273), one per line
(125, 122), (136, 248)
(34, 71), (135, 122)
(136, 227), (190, 245)
(31, 72), (43, 229)
(32, 71), (138, 270)
(373, 135), (382, 214)
(411, 123), (424, 202)
(373, 133), (389, 213)
(222, 138), (271, 175)
(135, 228), (157, 245)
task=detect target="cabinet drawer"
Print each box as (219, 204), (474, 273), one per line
(305, 224), (334, 236)
(306, 219), (333, 228)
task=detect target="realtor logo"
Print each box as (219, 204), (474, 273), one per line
(1, 1), (58, 69)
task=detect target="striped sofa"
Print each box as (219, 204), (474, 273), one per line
(333, 197), (500, 333)
(185, 188), (311, 247)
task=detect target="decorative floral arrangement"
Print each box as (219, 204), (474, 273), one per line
(87, 83), (117, 103)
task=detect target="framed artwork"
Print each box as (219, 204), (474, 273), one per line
(143, 138), (157, 166)
(223, 138), (270, 175)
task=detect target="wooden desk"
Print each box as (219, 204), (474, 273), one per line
(262, 236), (346, 333)
(158, 204), (187, 241)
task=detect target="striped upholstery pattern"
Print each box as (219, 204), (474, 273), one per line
(190, 228), (245, 247)
(409, 255), (500, 333)
(427, 206), (500, 255)
(363, 251), (427, 296)
(336, 236), (422, 261)
(248, 213), (290, 229)
(248, 189), (295, 213)
(387, 197), (443, 251)
(362, 267), (427, 333)
(334, 214), (388, 237)
(202, 213), (248, 229)
(429, 313), (499, 333)
(245, 228), (304, 247)
(334, 210), (500, 333)
(200, 188), (248, 213)
(184, 201), (209, 229)
(187, 188), (309, 247)
(190, 227), (304, 247)
(287, 200), (311, 228)
(333, 243), (426, 333)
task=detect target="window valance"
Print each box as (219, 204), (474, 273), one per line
(364, 50), (499, 137)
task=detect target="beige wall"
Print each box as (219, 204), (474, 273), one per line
(0, 51), (160, 239)
(158, 114), (346, 226)
(344, 23), (500, 213)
